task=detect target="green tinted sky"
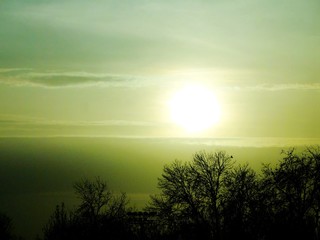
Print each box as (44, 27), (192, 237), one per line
(1, 0), (320, 138)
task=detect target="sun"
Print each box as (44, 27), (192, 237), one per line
(169, 85), (220, 133)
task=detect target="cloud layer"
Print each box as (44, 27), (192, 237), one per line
(231, 83), (320, 91)
(1, 68), (319, 92)
(0, 114), (156, 127)
(0, 69), (146, 88)
(0, 114), (159, 138)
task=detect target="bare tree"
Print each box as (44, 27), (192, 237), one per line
(222, 164), (259, 239)
(261, 147), (320, 240)
(43, 177), (131, 240)
(74, 177), (112, 223)
(148, 160), (200, 238)
(43, 203), (72, 240)
(190, 151), (234, 239)
(0, 212), (13, 240)
(148, 151), (234, 240)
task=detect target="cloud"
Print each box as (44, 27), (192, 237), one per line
(170, 137), (320, 148)
(231, 83), (320, 91)
(0, 114), (160, 138)
(0, 114), (156, 127)
(0, 69), (147, 88)
(0, 68), (32, 73)
(1, 69), (319, 92)
(254, 83), (320, 91)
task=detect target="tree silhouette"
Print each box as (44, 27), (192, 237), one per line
(0, 212), (14, 240)
(43, 203), (73, 240)
(260, 147), (320, 240)
(222, 164), (259, 240)
(190, 151), (234, 239)
(148, 148), (320, 240)
(148, 160), (198, 239)
(73, 177), (112, 224)
(40, 147), (320, 240)
(43, 177), (131, 240)
(148, 151), (234, 240)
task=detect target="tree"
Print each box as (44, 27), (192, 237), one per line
(148, 160), (199, 239)
(222, 164), (259, 240)
(43, 203), (73, 240)
(148, 151), (234, 240)
(0, 212), (14, 240)
(190, 151), (234, 239)
(73, 177), (112, 224)
(260, 147), (320, 240)
(43, 177), (131, 240)
(74, 177), (130, 239)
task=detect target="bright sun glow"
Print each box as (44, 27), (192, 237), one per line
(169, 85), (221, 133)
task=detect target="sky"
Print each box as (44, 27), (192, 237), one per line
(0, 0), (319, 138)
(0, 0), (320, 239)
